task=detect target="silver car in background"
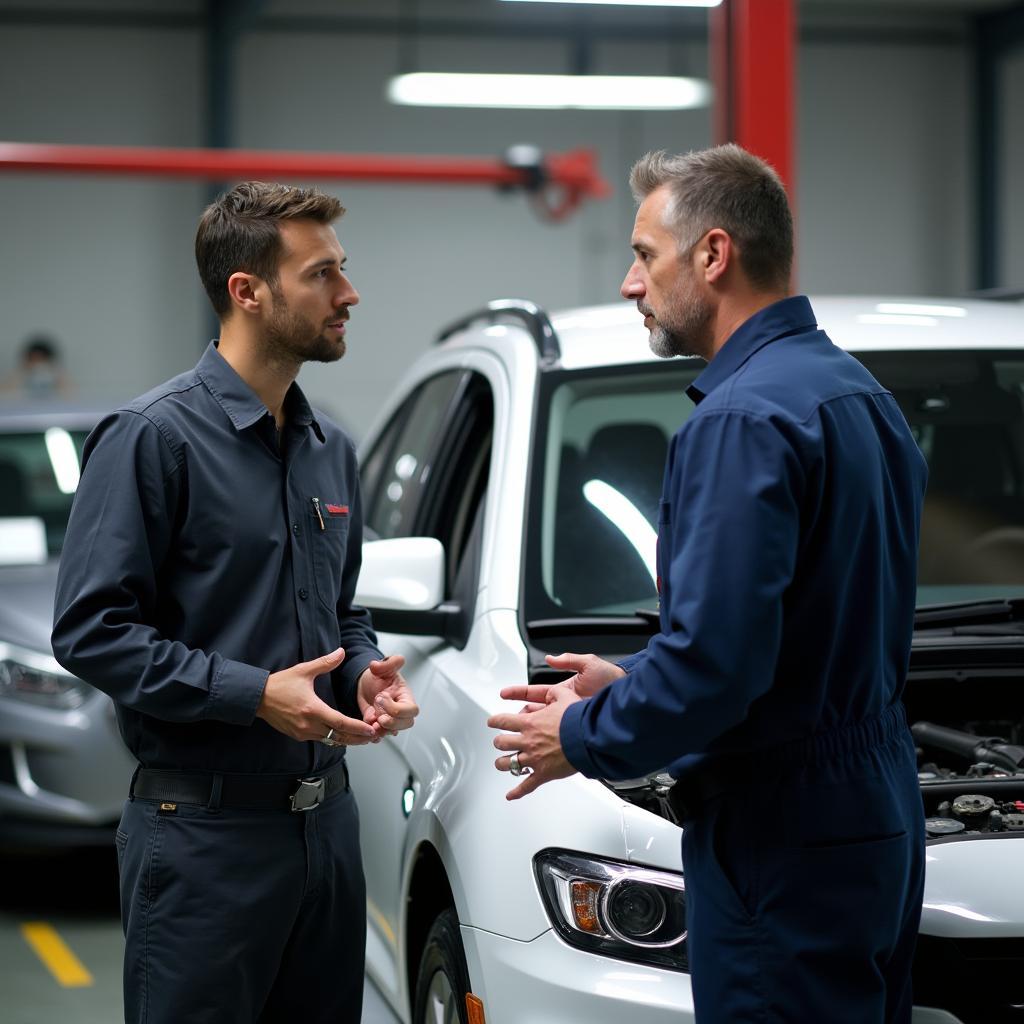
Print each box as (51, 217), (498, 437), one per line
(0, 404), (136, 847)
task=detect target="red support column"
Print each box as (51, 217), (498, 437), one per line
(711, 0), (796, 200)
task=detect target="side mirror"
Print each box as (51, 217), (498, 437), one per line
(356, 537), (460, 637)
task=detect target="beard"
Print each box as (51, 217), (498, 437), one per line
(264, 288), (346, 365)
(643, 284), (713, 360)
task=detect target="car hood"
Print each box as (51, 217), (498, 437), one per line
(0, 560), (60, 655)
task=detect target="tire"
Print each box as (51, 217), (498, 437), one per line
(413, 907), (472, 1024)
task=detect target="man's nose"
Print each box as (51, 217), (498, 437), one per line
(337, 277), (359, 307)
(621, 266), (644, 300)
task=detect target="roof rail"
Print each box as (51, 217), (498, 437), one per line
(436, 299), (560, 365)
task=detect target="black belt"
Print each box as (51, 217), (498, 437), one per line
(132, 761), (349, 813)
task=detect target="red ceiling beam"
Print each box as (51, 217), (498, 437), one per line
(711, 0), (796, 199)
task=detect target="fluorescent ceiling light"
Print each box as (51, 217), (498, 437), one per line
(502, 1), (722, 7)
(388, 73), (711, 110)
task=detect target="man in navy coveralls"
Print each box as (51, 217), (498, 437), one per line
(52, 182), (419, 1023)
(490, 146), (928, 1022)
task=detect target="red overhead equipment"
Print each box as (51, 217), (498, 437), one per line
(0, 142), (610, 221)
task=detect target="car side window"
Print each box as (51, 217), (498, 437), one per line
(361, 370), (465, 541)
(415, 373), (494, 599)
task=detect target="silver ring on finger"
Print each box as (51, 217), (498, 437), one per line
(509, 751), (531, 777)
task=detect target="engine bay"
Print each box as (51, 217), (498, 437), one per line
(608, 694), (1024, 844)
(912, 717), (1024, 839)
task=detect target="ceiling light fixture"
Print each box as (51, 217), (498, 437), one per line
(387, 72), (711, 110)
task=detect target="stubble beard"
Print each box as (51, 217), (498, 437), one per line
(644, 286), (713, 360)
(264, 289), (346, 366)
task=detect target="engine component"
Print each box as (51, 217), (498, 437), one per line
(1005, 814), (1024, 831)
(912, 721), (1024, 773)
(951, 793), (996, 825)
(925, 817), (965, 837)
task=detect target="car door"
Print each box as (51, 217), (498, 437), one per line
(348, 367), (493, 999)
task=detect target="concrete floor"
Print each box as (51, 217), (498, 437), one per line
(0, 846), (400, 1024)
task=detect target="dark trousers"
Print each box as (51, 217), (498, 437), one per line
(680, 708), (925, 1023)
(115, 787), (365, 1024)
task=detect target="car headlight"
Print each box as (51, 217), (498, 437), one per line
(0, 641), (89, 709)
(534, 849), (687, 971)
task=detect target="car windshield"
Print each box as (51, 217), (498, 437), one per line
(0, 426), (91, 560)
(524, 351), (1024, 620)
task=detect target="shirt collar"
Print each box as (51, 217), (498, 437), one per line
(686, 295), (817, 405)
(196, 341), (325, 442)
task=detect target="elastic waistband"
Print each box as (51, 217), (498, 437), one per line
(131, 760), (349, 812)
(747, 700), (909, 774)
(670, 703), (909, 820)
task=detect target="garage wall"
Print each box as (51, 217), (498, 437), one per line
(0, 20), (207, 399)
(0, 5), (1019, 437)
(797, 39), (972, 297)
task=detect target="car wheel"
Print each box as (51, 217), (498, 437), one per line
(414, 907), (471, 1024)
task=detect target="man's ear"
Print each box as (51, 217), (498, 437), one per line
(702, 228), (733, 285)
(226, 271), (266, 314)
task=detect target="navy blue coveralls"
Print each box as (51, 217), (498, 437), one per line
(561, 297), (929, 1023)
(52, 342), (382, 1024)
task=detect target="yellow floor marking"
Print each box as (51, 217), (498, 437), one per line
(19, 922), (94, 987)
(367, 898), (397, 948)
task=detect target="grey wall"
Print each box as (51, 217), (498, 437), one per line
(798, 39), (972, 294)
(0, 2), (1020, 436)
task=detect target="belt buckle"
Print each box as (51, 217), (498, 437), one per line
(290, 776), (325, 812)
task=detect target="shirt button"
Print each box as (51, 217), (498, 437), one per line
(298, 588), (308, 600)
(292, 523), (300, 536)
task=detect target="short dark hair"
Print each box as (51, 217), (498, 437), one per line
(629, 144), (793, 292)
(22, 334), (59, 361)
(195, 181), (345, 317)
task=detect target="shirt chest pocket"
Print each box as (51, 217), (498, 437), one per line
(309, 502), (351, 611)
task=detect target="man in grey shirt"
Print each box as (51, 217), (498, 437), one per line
(53, 182), (418, 1023)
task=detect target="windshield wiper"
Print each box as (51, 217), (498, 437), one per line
(914, 598), (1024, 634)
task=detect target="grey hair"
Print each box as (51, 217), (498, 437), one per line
(629, 144), (793, 292)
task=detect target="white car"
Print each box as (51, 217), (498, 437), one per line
(348, 296), (1024, 1024)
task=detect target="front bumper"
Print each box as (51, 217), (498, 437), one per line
(460, 922), (975, 1024)
(0, 687), (135, 846)
(460, 924), (695, 1023)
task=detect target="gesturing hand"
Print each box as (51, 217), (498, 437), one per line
(498, 651), (626, 709)
(358, 655), (419, 738)
(487, 686), (581, 800)
(257, 647), (377, 745)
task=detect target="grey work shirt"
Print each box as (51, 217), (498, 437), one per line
(51, 341), (382, 775)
